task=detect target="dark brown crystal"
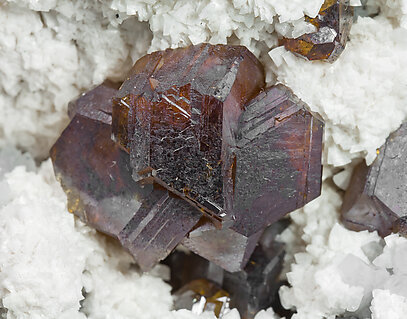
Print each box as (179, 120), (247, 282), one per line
(50, 44), (324, 274)
(341, 122), (407, 237)
(112, 43), (265, 220)
(231, 85), (324, 236)
(182, 219), (262, 272)
(165, 221), (288, 319)
(51, 84), (201, 270)
(281, 0), (353, 62)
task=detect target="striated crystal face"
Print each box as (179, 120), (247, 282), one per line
(341, 122), (407, 237)
(231, 85), (324, 236)
(112, 43), (265, 219)
(165, 221), (288, 319)
(281, 0), (353, 62)
(51, 44), (324, 274)
(51, 84), (201, 271)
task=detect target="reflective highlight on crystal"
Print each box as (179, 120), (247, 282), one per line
(281, 0), (353, 62)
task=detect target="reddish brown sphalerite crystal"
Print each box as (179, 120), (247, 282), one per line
(341, 122), (407, 237)
(281, 0), (353, 62)
(231, 85), (323, 236)
(50, 43), (324, 275)
(112, 43), (265, 219)
(51, 84), (201, 271)
(165, 221), (288, 319)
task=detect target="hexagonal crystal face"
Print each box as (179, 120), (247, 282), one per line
(51, 84), (201, 271)
(112, 43), (265, 220)
(341, 122), (407, 237)
(51, 44), (324, 274)
(231, 85), (324, 236)
(281, 0), (353, 62)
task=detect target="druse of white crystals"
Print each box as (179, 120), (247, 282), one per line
(0, 154), (174, 319)
(269, 16), (407, 167)
(279, 180), (407, 319)
(0, 1), (151, 158)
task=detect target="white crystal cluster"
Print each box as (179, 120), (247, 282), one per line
(1, 0), (407, 318)
(278, 182), (407, 319)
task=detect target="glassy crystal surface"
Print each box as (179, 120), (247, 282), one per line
(341, 122), (407, 237)
(51, 84), (201, 270)
(118, 184), (201, 271)
(112, 43), (265, 220)
(182, 219), (262, 272)
(174, 279), (230, 318)
(281, 0), (353, 62)
(67, 81), (119, 123)
(231, 85), (324, 236)
(165, 221), (288, 318)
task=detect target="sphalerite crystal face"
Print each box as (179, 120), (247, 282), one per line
(165, 221), (288, 319)
(112, 43), (265, 220)
(281, 0), (353, 62)
(50, 43), (323, 279)
(341, 122), (407, 237)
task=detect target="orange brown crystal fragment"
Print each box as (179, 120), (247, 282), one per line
(112, 43), (265, 219)
(281, 0), (353, 62)
(174, 279), (230, 317)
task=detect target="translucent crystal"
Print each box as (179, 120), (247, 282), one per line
(281, 0), (353, 62)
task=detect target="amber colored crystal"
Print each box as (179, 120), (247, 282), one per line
(231, 85), (324, 236)
(174, 279), (230, 317)
(341, 122), (407, 237)
(112, 43), (265, 220)
(281, 0), (353, 62)
(51, 84), (201, 271)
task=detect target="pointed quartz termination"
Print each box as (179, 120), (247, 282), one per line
(231, 85), (324, 236)
(182, 218), (263, 272)
(112, 43), (265, 222)
(341, 122), (407, 237)
(281, 0), (353, 62)
(50, 84), (201, 270)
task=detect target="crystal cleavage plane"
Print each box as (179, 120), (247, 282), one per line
(50, 43), (324, 274)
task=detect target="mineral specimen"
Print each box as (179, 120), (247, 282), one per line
(232, 85), (323, 236)
(51, 84), (201, 270)
(112, 43), (265, 221)
(281, 0), (353, 62)
(341, 122), (407, 237)
(51, 43), (324, 275)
